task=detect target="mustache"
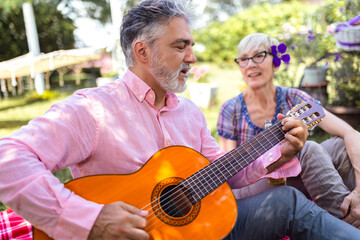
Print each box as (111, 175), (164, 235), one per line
(180, 64), (191, 72)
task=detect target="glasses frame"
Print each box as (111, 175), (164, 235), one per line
(234, 51), (273, 68)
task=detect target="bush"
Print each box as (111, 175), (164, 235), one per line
(193, 1), (311, 64)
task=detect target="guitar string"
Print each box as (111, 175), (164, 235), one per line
(146, 127), (289, 232)
(145, 106), (318, 232)
(146, 122), (286, 231)
(143, 122), (286, 232)
(145, 128), (285, 232)
(143, 121), (286, 228)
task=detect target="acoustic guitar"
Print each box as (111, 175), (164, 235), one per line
(33, 100), (324, 240)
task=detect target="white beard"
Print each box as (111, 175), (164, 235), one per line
(149, 52), (188, 93)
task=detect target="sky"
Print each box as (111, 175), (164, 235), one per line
(74, 17), (113, 48)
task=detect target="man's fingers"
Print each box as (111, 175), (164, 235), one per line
(119, 202), (148, 229)
(121, 201), (149, 217)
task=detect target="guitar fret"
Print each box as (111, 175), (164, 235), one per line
(253, 135), (270, 152)
(184, 121), (287, 202)
(182, 99), (325, 204)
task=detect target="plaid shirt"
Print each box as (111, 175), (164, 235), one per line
(217, 86), (316, 145)
(0, 209), (32, 240)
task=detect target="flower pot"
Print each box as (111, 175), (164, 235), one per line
(188, 83), (218, 109)
(303, 66), (328, 85)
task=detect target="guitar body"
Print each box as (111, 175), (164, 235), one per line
(33, 146), (237, 240)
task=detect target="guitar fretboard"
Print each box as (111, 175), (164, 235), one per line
(180, 121), (286, 204)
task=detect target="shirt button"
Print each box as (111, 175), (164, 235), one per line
(269, 157), (273, 162)
(149, 94), (154, 98)
(139, 95), (144, 100)
(166, 140), (172, 146)
(269, 153), (273, 156)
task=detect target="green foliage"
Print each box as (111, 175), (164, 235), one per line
(193, 1), (315, 87)
(326, 53), (360, 107)
(193, 0), (360, 99)
(193, 1), (311, 64)
(323, 0), (360, 24)
(0, 0), (75, 61)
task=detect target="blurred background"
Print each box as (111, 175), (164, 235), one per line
(0, 0), (360, 210)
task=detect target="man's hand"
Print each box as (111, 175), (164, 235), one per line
(340, 187), (360, 229)
(88, 201), (149, 240)
(267, 114), (309, 173)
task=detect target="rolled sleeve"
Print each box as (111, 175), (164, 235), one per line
(228, 144), (301, 189)
(52, 196), (103, 240)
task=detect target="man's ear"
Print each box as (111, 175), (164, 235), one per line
(133, 41), (149, 64)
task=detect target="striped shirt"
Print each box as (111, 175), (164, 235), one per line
(217, 86), (316, 145)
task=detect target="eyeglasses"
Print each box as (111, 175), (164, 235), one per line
(234, 51), (273, 68)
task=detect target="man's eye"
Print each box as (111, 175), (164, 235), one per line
(240, 58), (248, 62)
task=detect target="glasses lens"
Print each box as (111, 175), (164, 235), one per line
(239, 59), (249, 68)
(252, 52), (266, 64)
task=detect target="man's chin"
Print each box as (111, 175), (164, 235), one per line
(175, 85), (187, 93)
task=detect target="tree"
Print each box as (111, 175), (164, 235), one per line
(0, 0), (75, 61)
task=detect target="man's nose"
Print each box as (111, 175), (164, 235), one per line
(185, 47), (197, 64)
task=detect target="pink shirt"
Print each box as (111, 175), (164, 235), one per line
(0, 69), (300, 239)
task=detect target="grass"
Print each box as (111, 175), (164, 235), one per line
(0, 91), (75, 138)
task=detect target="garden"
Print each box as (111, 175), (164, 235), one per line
(1, 0), (360, 211)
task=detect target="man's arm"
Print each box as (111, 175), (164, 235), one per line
(0, 96), (103, 239)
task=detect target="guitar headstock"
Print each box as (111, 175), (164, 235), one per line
(287, 100), (325, 130)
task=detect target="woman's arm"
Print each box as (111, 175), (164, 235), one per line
(319, 109), (360, 227)
(218, 136), (237, 152)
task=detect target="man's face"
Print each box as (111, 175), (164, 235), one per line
(149, 17), (196, 93)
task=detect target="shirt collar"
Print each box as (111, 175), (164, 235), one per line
(122, 69), (179, 109)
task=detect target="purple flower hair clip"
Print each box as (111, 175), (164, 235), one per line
(271, 43), (291, 67)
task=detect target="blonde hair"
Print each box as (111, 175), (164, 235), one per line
(237, 33), (279, 57)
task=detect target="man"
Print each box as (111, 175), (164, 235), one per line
(0, 0), (359, 239)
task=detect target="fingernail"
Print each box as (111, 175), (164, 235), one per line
(140, 210), (148, 216)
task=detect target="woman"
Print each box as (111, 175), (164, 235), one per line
(217, 33), (360, 228)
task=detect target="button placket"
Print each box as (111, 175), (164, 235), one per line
(158, 111), (172, 147)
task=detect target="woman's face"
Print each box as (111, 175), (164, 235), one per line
(237, 48), (275, 90)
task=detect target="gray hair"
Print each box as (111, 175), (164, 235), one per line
(237, 33), (279, 57)
(120, 0), (192, 67)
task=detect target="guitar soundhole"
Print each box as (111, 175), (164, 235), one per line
(151, 177), (201, 226)
(159, 185), (192, 217)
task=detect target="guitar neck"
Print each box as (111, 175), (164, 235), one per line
(181, 121), (285, 204)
